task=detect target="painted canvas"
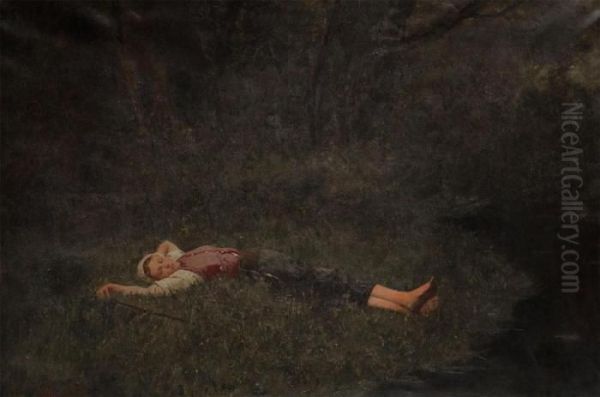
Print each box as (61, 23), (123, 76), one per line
(1, 1), (598, 396)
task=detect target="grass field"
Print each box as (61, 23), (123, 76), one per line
(1, 142), (535, 395)
(2, 211), (531, 396)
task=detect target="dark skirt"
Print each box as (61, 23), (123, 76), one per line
(238, 249), (374, 306)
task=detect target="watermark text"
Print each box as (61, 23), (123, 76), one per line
(558, 102), (584, 293)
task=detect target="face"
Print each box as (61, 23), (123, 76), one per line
(147, 254), (179, 280)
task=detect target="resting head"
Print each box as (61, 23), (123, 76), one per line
(137, 253), (180, 281)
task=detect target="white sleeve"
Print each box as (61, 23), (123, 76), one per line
(123, 284), (169, 296)
(166, 248), (185, 261)
(154, 270), (203, 295)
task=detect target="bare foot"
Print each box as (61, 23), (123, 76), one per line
(409, 276), (434, 296)
(409, 277), (438, 314)
(418, 295), (439, 316)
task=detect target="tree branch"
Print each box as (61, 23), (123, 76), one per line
(473, 0), (523, 18)
(372, 0), (523, 57)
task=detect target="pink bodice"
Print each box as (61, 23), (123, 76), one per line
(177, 247), (241, 280)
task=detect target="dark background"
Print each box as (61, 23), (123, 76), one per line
(1, 0), (599, 395)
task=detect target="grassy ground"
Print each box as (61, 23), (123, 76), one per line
(2, 215), (530, 396)
(2, 144), (533, 396)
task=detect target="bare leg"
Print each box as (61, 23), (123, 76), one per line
(419, 295), (439, 316)
(369, 277), (437, 314)
(367, 296), (411, 313)
(370, 285), (415, 307)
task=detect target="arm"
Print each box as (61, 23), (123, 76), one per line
(156, 240), (181, 255)
(96, 272), (201, 299)
(96, 283), (167, 299)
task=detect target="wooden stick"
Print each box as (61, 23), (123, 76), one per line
(113, 299), (185, 323)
